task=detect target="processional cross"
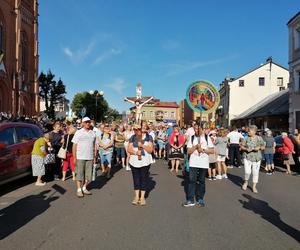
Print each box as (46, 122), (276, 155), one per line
(124, 83), (153, 125)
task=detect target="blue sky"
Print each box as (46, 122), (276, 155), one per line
(39, 0), (299, 112)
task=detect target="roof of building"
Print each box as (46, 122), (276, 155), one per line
(232, 89), (289, 120)
(154, 102), (179, 108)
(233, 61), (288, 82)
(219, 61), (288, 91)
(287, 11), (300, 25)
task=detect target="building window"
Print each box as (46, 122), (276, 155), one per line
(150, 111), (153, 118)
(259, 77), (265, 86)
(239, 80), (244, 87)
(164, 111), (168, 117)
(277, 77), (283, 86)
(297, 71), (300, 91)
(171, 111), (175, 118)
(0, 23), (3, 52)
(279, 86), (285, 91)
(21, 31), (27, 71)
(295, 27), (300, 50)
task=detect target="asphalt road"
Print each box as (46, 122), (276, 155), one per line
(0, 161), (300, 250)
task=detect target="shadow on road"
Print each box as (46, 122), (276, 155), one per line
(239, 194), (300, 243)
(88, 165), (122, 191)
(145, 172), (156, 199)
(177, 173), (188, 200)
(0, 176), (35, 197)
(227, 173), (244, 187)
(0, 184), (65, 240)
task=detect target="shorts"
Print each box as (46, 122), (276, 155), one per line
(283, 153), (294, 165)
(209, 162), (216, 169)
(116, 147), (125, 158)
(75, 159), (93, 181)
(157, 140), (166, 150)
(264, 153), (274, 164)
(217, 155), (226, 162)
(99, 152), (113, 165)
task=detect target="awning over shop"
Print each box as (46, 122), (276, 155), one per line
(232, 89), (289, 121)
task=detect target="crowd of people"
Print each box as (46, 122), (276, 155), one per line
(30, 117), (300, 207)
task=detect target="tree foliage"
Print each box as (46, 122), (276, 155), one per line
(39, 70), (66, 119)
(71, 92), (110, 122)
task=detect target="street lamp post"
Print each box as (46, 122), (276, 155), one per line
(89, 90), (104, 122)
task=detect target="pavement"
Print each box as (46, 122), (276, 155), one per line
(0, 160), (300, 250)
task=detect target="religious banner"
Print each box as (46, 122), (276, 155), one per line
(186, 80), (220, 114)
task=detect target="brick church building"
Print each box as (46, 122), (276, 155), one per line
(0, 0), (39, 116)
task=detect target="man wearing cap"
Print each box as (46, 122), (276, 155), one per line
(72, 117), (97, 197)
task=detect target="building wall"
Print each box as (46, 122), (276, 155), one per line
(130, 105), (179, 125)
(228, 63), (289, 125)
(288, 13), (300, 132)
(0, 0), (39, 116)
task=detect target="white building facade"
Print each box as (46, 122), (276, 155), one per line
(288, 12), (300, 132)
(40, 98), (70, 119)
(219, 61), (289, 127)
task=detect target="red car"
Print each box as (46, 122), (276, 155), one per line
(0, 122), (43, 185)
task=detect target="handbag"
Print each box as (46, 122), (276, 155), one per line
(44, 148), (56, 165)
(58, 135), (69, 159)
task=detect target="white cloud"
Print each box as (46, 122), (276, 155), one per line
(94, 48), (122, 65)
(164, 55), (239, 76)
(62, 41), (96, 64)
(105, 78), (126, 95)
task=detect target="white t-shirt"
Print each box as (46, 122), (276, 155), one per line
(187, 135), (214, 169)
(129, 134), (153, 168)
(227, 131), (244, 144)
(72, 128), (96, 160)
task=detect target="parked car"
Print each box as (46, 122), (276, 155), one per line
(0, 122), (43, 185)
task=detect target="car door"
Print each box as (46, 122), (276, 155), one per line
(15, 126), (37, 172)
(0, 127), (17, 182)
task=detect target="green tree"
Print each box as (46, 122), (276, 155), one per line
(71, 92), (109, 122)
(39, 70), (67, 119)
(105, 107), (122, 122)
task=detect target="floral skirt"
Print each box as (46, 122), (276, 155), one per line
(31, 155), (45, 176)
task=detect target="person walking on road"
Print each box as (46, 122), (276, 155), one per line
(227, 126), (244, 168)
(31, 133), (51, 186)
(72, 117), (96, 197)
(169, 125), (185, 174)
(62, 125), (77, 181)
(97, 124), (114, 179)
(157, 126), (167, 159)
(183, 126), (214, 207)
(241, 125), (265, 193)
(263, 129), (276, 175)
(49, 122), (63, 180)
(124, 124), (134, 171)
(291, 129), (300, 168)
(114, 125), (126, 168)
(127, 122), (154, 206)
(282, 132), (295, 175)
(214, 128), (229, 179)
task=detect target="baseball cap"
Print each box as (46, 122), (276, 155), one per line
(82, 117), (91, 123)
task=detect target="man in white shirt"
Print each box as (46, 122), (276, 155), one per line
(227, 126), (244, 168)
(183, 126), (214, 207)
(72, 117), (97, 197)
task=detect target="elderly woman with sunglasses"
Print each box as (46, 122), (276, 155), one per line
(241, 125), (265, 193)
